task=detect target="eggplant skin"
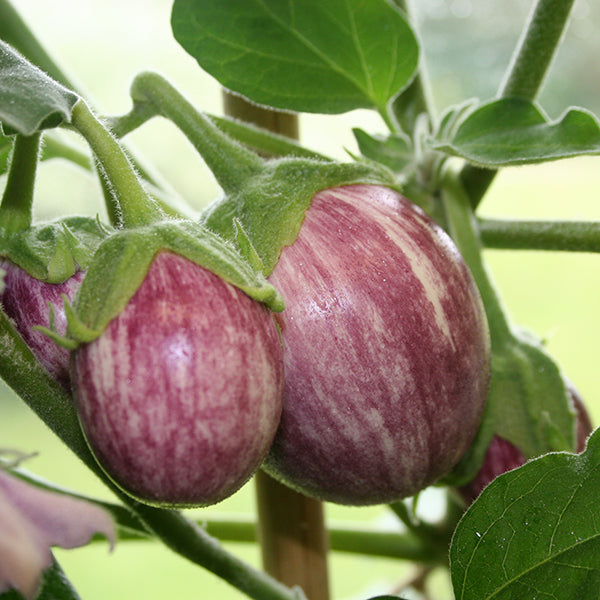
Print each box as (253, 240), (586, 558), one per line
(458, 384), (593, 504)
(72, 251), (284, 507)
(0, 259), (84, 389)
(264, 184), (491, 505)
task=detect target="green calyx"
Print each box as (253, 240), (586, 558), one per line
(123, 72), (398, 276)
(57, 218), (284, 348)
(201, 157), (397, 275)
(0, 216), (111, 282)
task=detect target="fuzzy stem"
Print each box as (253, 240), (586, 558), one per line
(70, 100), (164, 228)
(389, 0), (435, 136)
(479, 218), (600, 253)
(441, 167), (514, 351)
(0, 133), (41, 233)
(130, 72), (264, 196)
(460, 0), (576, 207)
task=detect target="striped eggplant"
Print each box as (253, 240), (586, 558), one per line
(71, 251), (284, 507)
(458, 383), (593, 503)
(0, 259), (84, 389)
(263, 184), (491, 505)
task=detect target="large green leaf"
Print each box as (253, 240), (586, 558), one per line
(434, 98), (600, 166)
(451, 427), (600, 600)
(171, 0), (419, 115)
(0, 40), (78, 136)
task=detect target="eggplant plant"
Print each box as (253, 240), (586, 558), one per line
(1, 0), (600, 599)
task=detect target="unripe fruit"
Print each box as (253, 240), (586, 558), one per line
(71, 251), (284, 507)
(458, 385), (593, 503)
(263, 184), (491, 505)
(0, 259), (84, 388)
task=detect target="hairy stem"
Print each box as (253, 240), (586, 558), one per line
(441, 167), (514, 350)
(460, 0), (576, 207)
(130, 72), (263, 196)
(0, 133), (41, 233)
(389, 0), (435, 136)
(479, 218), (600, 253)
(70, 101), (164, 228)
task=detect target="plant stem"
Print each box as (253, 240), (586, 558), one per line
(389, 0), (435, 136)
(16, 469), (438, 563)
(441, 167), (514, 351)
(131, 502), (304, 600)
(460, 0), (577, 207)
(0, 133), (41, 234)
(108, 104), (329, 162)
(130, 72), (264, 196)
(70, 101), (164, 228)
(479, 218), (600, 253)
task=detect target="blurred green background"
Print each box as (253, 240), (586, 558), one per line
(1, 1), (599, 599)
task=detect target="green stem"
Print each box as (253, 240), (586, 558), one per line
(460, 0), (576, 207)
(479, 218), (600, 253)
(107, 107), (328, 162)
(70, 101), (164, 228)
(13, 468), (438, 563)
(41, 557), (83, 600)
(0, 311), (300, 600)
(441, 167), (514, 350)
(0, 133), (41, 233)
(129, 72), (264, 196)
(389, 0), (435, 136)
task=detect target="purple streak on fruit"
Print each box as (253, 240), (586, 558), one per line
(459, 384), (593, 503)
(0, 259), (84, 388)
(71, 251), (284, 507)
(264, 184), (491, 505)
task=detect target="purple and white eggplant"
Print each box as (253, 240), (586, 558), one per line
(0, 259), (83, 389)
(263, 184), (490, 505)
(71, 251), (284, 507)
(458, 383), (593, 503)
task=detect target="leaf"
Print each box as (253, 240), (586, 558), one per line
(434, 98), (600, 166)
(0, 40), (79, 136)
(171, 0), (419, 115)
(352, 128), (413, 172)
(451, 427), (600, 600)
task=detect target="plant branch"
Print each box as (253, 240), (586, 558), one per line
(11, 469), (440, 563)
(129, 72), (263, 196)
(70, 100), (164, 228)
(441, 166), (514, 350)
(389, 0), (435, 136)
(479, 218), (600, 253)
(0, 133), (41, 234)
(460, 0), (577, 207)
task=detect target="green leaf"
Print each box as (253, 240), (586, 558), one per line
(434, 98), (600, 166)
(171, 0), (419, 116)
(0, 40), (79, 136)
(352, 128), (413, 172)
(451, 427), (600, 600)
